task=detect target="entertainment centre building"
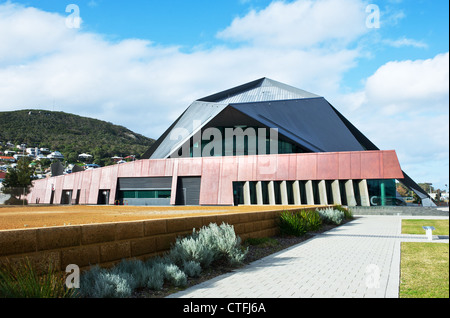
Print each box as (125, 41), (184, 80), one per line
(27, 78), (434, 207)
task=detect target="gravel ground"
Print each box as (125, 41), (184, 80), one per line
(0, 205), (305, 230)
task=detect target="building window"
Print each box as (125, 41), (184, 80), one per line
(183, 126), (308, 158)
(367, 179), (397, 206)
(120, 190), (171, 199)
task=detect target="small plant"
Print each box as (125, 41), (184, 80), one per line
(298, 209), (323, 231)
(0, 258), (76, 298)
(163, 264), (187, 287)
(335, 205), (353, 220)
(316, 207), (345, 225)
(169, 223), (248, 268)
(182, 261), (202, 278)
(78, 222), (247, 297)
(145, 263), (165, 291)
(168, 234), (216, 268)
(278, 211), (308, 237)
(78, 265), (134, 298)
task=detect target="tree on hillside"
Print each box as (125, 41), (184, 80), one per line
(2, 157), (35, 205)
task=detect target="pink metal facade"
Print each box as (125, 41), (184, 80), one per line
(27, 150), (404, 206)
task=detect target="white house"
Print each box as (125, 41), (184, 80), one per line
(47, 151), (64, 160)
(78, 153), (93, 160)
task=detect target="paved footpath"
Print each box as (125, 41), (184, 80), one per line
(168, 215), (449, 298)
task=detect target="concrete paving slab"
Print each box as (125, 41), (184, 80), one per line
(167, 215), (449, 298)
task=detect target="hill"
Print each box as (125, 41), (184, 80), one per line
(0, 110), (155, 166)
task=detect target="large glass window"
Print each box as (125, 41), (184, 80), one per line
(121, 191), (136, 199)
(120, 190), (171, 200)
(367, 179), (397, 206)
(184, 126), (307, 158)
(156, 190), (171, 199)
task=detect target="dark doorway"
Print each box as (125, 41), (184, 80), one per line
(176, 177), (201, 206)
(232, 182), (245, 206)
(98, 190), (110, 205)
(60, 190), (72, 205)
(49, 190), (55, 205)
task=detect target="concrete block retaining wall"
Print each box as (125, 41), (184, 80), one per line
(0, 208), (319, 273)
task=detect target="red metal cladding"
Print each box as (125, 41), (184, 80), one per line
(316, 153), (339, 180)
(382, 151), (404, 179)
(27, 150), (404, 205)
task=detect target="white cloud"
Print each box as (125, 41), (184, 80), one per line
(383, 37), (428, 49)
(217, 0), (368, 48)
(0, 0), (367, 138)
(364, 52), (449, 115)
(0, 3), (69, 64)
(333, 52), (449, 187)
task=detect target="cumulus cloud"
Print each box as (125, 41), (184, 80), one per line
(0, 3), (69, 64)
(364, 52), (449, 115)
(333, 52), (449, 186)
(217, 0), (368, 48)
(0, 0), (368, 138)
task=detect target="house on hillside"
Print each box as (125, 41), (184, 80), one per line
(78, 153), (93, 161)
(47, 151), (64, 160)
(0, 156), (16, 163)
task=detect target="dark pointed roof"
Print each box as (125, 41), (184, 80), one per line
(144, 78), (364, 159)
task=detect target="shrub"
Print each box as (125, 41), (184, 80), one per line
(111, 259), (152, 290)
(335, 205), (353, 220)
(78, 222), (247, 297)
(199, 223), (248, 266)
(182, 261), (202, 278)
(0, 258), (76, 298)
(316, 207), (345, 225)
(168, 235), (216, 268)
(278, 211), (308, 237)
(145, 263), (165, 291)
(78, 265), (134, 298)
(163, 264), (187, 287)
(168, 223), (248, 268)
(298, 210), (323, 231)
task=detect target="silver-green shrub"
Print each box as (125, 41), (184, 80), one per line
(196, 223), (248, 266)
(182, 261), (202, 278)
(79, 265), (134, 298)
(163, 264), (187, 287)
(112, 259), (152, 290)
(168, 235), (216, 268)
(316, 207), (345, 225)
(145, 262), (166, 291)
(79, 222), (247, 297)
(168, 222), (247, 268)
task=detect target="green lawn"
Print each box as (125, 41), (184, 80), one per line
(400, 219), (449, 298)
(401, 219), (449, 236)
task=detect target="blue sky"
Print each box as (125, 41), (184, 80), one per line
(0, 0), (448, 189)
(11, 0), (448, 84)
